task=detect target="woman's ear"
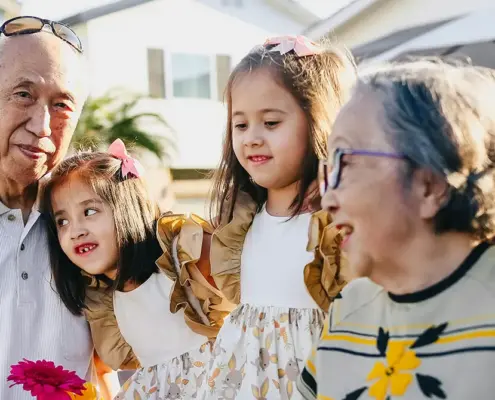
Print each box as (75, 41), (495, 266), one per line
(413, 169), (450, 220)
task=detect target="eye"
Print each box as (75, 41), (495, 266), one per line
(340, 154), (351, 167)
(15, 91), (33, 99)
(85, 208), (97, 217)
(265, 121), (280, 128)
(56, 218), (68, 227)
(233, 122), (247, 131)
(54, 102), (72, 111)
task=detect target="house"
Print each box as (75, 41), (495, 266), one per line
(304, 0), (495, 62)
(0, 0), (20, 21)
(59, 0), (318, 217)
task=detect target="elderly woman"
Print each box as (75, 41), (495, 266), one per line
(297, 61), (495, 400)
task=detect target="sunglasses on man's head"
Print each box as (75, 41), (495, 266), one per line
(318, 148), (406, 195)
(0, 16), (83, 53)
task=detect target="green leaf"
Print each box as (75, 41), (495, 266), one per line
(410, 323), (448, 349)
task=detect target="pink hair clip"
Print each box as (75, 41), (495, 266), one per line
(107, 139), (144, 179)
(264, 35), (321, 57)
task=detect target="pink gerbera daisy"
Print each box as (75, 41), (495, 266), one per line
(7, 359), (86, 400)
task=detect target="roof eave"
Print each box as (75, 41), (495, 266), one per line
(303, 0), (383, 40)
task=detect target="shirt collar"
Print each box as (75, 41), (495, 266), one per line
(0, 201), (10, 216)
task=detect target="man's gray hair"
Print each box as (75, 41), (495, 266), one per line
(357, 59), (495, 240)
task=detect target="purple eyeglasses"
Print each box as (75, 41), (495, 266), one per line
(319, 148), (406, 195)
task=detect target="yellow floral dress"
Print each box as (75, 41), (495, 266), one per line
(198, 193), (347, 400)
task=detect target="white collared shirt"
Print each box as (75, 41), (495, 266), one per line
(0, 201), (94, 399)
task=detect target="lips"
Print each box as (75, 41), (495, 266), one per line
(74, 243), (98, 255)
(336, 224), (353, 248)
(248, 155), (272, 164)
(17, 144), (51, 160)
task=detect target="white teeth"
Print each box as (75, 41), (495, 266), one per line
(78, 245), (96, 254)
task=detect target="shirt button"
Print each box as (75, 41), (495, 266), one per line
(20, 244), (25, 251)
(21, 272), (28, 280)
(7, 214), (15, 221)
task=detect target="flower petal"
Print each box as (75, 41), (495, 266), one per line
(397, 350), (421, 371)
(386, 341), (407, 366)
(368, 377), (389, 400)
(367, 361), (387, 381)
(390, 372), (413, 396)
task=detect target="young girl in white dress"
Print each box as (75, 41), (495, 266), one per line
(41, 140), (233, 399)
(197, 35), (357, 399)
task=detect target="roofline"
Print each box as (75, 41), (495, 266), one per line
(59, 0), (156, 27)
(303, 0), (383, 40)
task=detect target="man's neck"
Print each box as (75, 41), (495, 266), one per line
(0, 177), (39, 222)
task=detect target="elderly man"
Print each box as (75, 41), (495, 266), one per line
(0, 16), (93, 398)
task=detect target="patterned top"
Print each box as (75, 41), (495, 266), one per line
(298, 242), (495, 400)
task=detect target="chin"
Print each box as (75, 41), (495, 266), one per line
(251, 177), (291, 190)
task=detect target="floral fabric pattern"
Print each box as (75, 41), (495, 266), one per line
(199, 304), (324, 400)
(114, 342), (211, 399)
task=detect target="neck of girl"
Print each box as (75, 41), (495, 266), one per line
(266, 181), (300, 217)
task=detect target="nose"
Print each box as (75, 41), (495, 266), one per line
(243, 125), (264, 147)
(70, 222), (88, 241)
(26, 104), (52, 137)
(321, 188), (339, 215)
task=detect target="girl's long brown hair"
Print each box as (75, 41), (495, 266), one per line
(209, 39), (357, 225)
(41, 152), (162, 315)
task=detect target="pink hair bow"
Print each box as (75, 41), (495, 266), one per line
(107, 139), (144, 179)
(264, 35), (320, 57)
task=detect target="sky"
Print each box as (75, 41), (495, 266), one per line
(21, 0), (354, 20)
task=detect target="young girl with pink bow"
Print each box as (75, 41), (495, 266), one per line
(41, 140), (233, 399)
(195, 35), (356, 399)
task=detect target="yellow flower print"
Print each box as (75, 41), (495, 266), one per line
(367, 341), (421, 400)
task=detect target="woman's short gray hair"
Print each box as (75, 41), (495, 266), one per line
(358, 60), (495, 240)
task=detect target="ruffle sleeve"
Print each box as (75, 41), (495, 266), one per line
(209, 192), (347, 312)
(209, 192), (257, 305)
(304, 210), (348, 311)
(156, 213), (235, 340)
(84, 286), (140, 371)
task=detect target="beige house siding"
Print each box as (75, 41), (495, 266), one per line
(0, 0), (20, 19)
(330, 0), (495, 48)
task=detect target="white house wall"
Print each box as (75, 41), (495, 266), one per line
(78, 0), (301, 169)
(332, 0), (495, 48)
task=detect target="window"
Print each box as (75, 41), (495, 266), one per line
(146, 49), (231, 101)
(170, 53), (211, 99)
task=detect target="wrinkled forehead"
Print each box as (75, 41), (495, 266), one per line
(0, 32), (88, 100)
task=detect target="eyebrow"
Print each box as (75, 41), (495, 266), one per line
(232, 108), (287, 118)
(53, 198), (104, 218)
